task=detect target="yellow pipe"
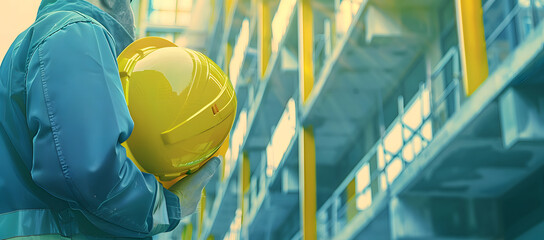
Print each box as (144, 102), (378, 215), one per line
(239, 152), (250, 236)
(299, 127), (317, 240)
(455, 0), (489, 96)
(182, 223), (193, 240)
(346, 179), (357, 221)
(224, 0), (237, 33)
(225, 0), (234, 18)
(242, 152), (251, 194)
(299, 0), (315, 103)
(298, 0), (317, 239)
(209, 0), (216, 31)
(221, 154), (225, 182)
(225, 43), (233, 75)
(198, 188), (206, 239)
(259, 0), (272, 79)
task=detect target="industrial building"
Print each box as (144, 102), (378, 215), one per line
(133, 0), (544, 239)
(2, 0), (544, 239)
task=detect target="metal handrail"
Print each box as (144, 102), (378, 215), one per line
(483, 0), (498, 13)
(315, 46), (461, 238)
(432, 46), (461, 113)
(485, 3), (521, 47)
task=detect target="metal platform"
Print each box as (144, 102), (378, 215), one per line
(332, 15), (544, 240)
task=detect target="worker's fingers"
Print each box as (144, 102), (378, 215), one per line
(170, 156), (221, 195)
(168, 157), (221, 217)
(190, 156), (221, 190)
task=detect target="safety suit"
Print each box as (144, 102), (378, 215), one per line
(0, 0), (181, 238)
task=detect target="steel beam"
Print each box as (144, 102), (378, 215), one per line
(239, 151), (251, 239)
(299, 127), (317, 240)
(225, 43), (233, 75)
(225, 0), (234, 19)
(455, 0), (489, 96)
(199, 188), (206, 239)
(183, 223), (193, 240)
(346, 179), (357, 221)
(259, 0), (272, 79)
(299, 0), (315, 104)
(298, 0), (317, 238)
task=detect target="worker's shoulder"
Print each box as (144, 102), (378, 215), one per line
(32, 10), (111, 44)
(8, 10), (115, 74)
(14, 10), (116, 65)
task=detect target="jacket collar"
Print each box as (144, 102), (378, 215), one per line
(37, 0), (134, 56)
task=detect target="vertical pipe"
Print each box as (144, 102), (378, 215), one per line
(209, 0), (216, 30)
(299, 127), (317, 240)
(225, 43), (233, 75)
(224, 0), (234, 74)
(198, 188), (206, 239)
(182, 223), (193, 240)
(242, 152), (251, 194)
(298, 0), (317, 238)
(259, 0), (272, 79)
(299, 0), (315, 103)
(225, 0), (234, 20)
(346, 179), (357, 221)
(239, 151), (250, 239)
(455, 0), (489, 96)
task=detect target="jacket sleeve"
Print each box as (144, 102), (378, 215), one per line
(25, 21), (180, 237)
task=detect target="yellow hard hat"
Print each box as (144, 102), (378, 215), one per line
(118, 37), (237, 182)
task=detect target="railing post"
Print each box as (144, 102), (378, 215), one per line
(397, 96), (405, 165)
(332, 197), (339, 235)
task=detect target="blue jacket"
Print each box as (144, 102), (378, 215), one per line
(0, 0), (181, 238)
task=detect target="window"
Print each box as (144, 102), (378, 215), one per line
(148, 0), (192, 26)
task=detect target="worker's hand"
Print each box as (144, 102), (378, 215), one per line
(168, 156), (221, 217)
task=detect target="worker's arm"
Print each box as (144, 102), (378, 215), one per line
(25, 21), (180, 237)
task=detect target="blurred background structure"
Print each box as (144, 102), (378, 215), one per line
(3, 0), (544, 239)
